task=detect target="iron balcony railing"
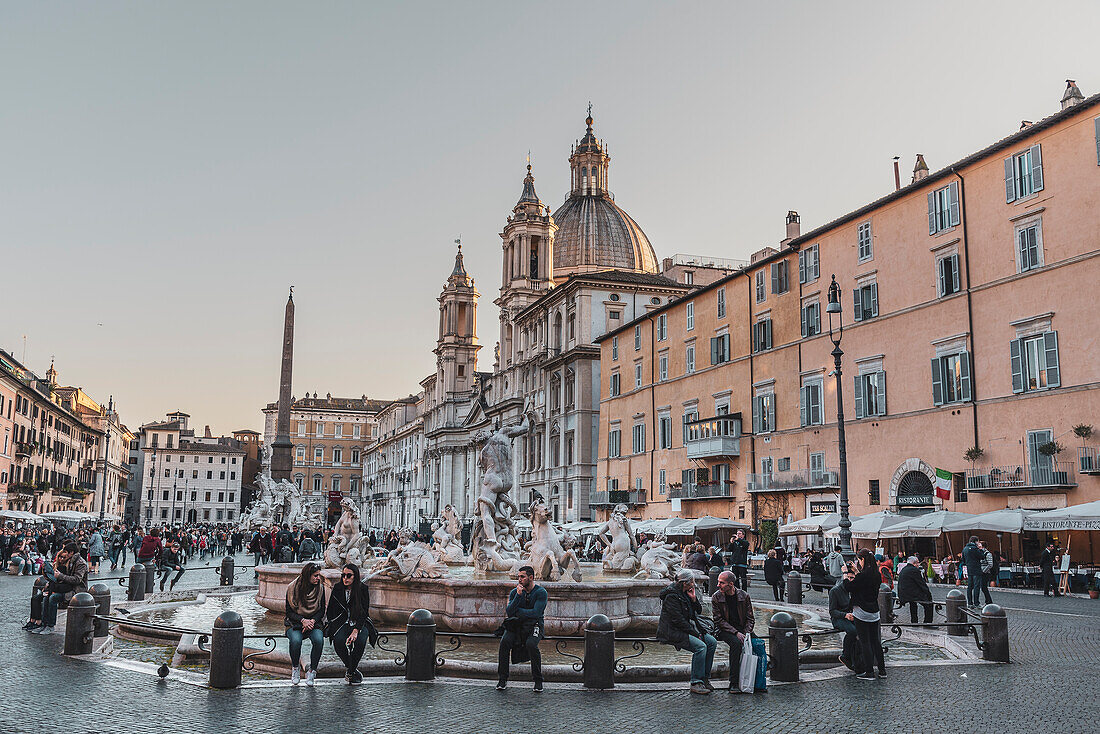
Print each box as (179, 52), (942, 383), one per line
(1078, 447), (1099, 475)
(965, 462), (1076, 490)
(746, 467), (840, 493)
(684, 415), (741, 460)
(668, 482), (734, 500)
(590, 489), (647, 506)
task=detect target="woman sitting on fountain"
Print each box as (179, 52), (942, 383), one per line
(285, 562), (326, 685)
(325, 563), (378, 685)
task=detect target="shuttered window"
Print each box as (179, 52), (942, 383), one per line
(931, 352), (971, 405)
(1016, 224), (1042, 272)
(937, 253), (960, 297)
(927, 182), (960, 234)
(853, 283), (878, 321)
(717, 288), (727, 317)
(771, 261), (790, 295)
(800, 379), (824, 427)
(1004, 144), (1044, 202)
(685, 302), (694, 330)
(658, 354), (668, 382)
(755, 271), (765, 303)
(1010, 332), (1060, 393)
(801, 301), (821, 337)
(854, 371), (887, 419)
(632, 424), (646, 454)
(607, 429), (621, 458)
(857, 222), (873, 261)
(710, 334), (730, 365)
(752, 394), (775, 434)
(752, 319), (773, 352)
(685, 345), (695, 374)
(608, 372), (620, 396)
(798, 244), (820, 283)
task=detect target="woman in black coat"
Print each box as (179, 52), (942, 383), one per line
(806, 552), (832, 592)
(896, 556), (934, 624)
(843, 548), (886, 679)
(325, 563), (377, 684)
(763, 549), (785, 601)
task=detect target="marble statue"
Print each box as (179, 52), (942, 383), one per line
(325, 497), (368, 568)
(595, 503), (639, 572)
(470, 411), (533, 574)
(634, 534), (683, 580)
(240, 451), (321, 531)
(431, 504), (467, 564)
(525, 493), (583, 582)
(369, 539), (448, 581)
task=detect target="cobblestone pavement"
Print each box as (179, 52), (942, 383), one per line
(2, 555), (1098, 734)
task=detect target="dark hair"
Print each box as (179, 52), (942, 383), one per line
(855, 548), (879, 579)
(342, 563), (365, 618)
(969, 536), (979, 543)
(518, 565), (535, 577)
(150, 528), (160, 537)
(62, 541), (79, 554)
(290, 562), (322, 609)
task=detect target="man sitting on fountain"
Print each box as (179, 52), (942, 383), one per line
(712, 570), (756, 692)
(496, 565), (546, 692)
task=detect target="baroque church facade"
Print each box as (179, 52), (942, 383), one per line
(364, 114), (690, 529)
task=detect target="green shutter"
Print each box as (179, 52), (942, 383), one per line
(928, 191), (937, 234)
(870, 283), (879, 317)
(1044, 331), (1060, 387)
(1030, 144), (1043, 192)
(1010, 339), (1024, 394)
(853, 288), (863, 321)
(767, 397), (775, 432)
(1005, 158), (1017, 203)
(931, 357), (944, 406)
(951, 254), (960, 293)
(959, 351), (972, 401)
(853, 374), (865, 419)
(752, 397), (761, 434)
(800, 386), (808, 427)
(948, 182), (960, 227)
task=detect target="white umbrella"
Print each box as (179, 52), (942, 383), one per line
(779, 512), (841, 536)
(635, 518), (681, 535)
(0, 509), (43, 522)
(1023, 501), (1100, 532)
(878, 510), (979, 539)
(663, 518), (698, 536)
(691, 515), (750, 532)
(563, 521), (601, 534)
(824, 510), (907, 539)
(40, 510), (95, 521)
(946, 508), (1037, 534)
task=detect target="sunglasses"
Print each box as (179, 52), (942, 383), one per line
(341, 572), (354, 578)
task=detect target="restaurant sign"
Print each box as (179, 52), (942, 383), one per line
(809, 501), (837, 515)
(897, 494), (933, 507)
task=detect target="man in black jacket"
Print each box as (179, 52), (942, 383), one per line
(829, 564), (860, 671)
(657, 569), (716, 694)
(497, 565), (547, 691)
(158, 541), (186, 591)
(1039, 541), (1061, 596)
(729, 530), (750, 590)
(896, 556), (933, 624)
(712, 571), (754, 691)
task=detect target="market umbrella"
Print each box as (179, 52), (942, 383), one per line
(878, 510), (979, 539)
(779, 512), (841, 536)
(563, 521), (601, 534)
(662, 518), (698, 536)
(636, 518), (683, 535)
(0, 509), (43, 522)
(1023, 501), (1100, 532)
(40, 510), (95, 521)
(946, 508), (1037, 533)
(691, 516), (750, 532)
(823, 510), (907, 540)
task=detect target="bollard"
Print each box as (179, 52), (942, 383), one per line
(63, 591), (96, 656)
(944, 588), (967, 637)
(209, 610), (244, 689)
(786, 571), (803, 605)
(219, 556), (235, 586)
(127, 564), (146, 602)
(405, 609), (436, 681)
(980, 604), (1009, 663)
(878, 584), (895, 623)
(143, 561), (157, 595)
(583, 614), (616, 689)
(89, 583), (111, 638)
(708, 566), (721, 595)
(768, 611), (799, 682)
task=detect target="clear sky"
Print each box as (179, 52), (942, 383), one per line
(2, 1), (1097, 435)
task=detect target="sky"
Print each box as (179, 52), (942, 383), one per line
(2, 1), (1098, 435)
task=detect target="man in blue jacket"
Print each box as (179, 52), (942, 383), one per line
(497, 565), (547, 691)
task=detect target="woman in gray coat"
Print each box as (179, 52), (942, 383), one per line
(87, 529), (106, 573)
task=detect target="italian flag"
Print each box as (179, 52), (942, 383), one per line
(934, 468), (952, 500)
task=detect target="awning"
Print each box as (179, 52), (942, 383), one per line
(0, 510), (44, 522)
(878, 510), (979, 538)
(779, 512), (841, 536)
(1023, 500), (1100, 532)
(40, 510), (97, 521)
(665, 516), (750, 535)
(945, 508), (1038, 533)
(824, 510), (907, 539)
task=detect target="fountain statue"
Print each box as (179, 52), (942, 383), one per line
(431, 504), (467, 564)
(470, 411), (533, 575)
(634, 533), (684, 580)
(324, 497), (370, 568)
(525, 493), (583, 581)
(369, 538), (449, 581)
(595, 503), (639, 573)
(240, 444), (321, 530)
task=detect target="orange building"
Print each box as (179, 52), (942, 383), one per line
(595, 82), (1100, 557)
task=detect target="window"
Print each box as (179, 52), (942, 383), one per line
(755, 272), (765, 303)
(801, 301), (821, 337)
(609, 372), (621, 397)
(777, 457), (790, 472)
(658, 416), (672, 449)
(332, 477), (341, 494)
(316, 422), (324, 437)
(810, 452), (826, 484)
(351, 448), (360, 464)
(953, 472), (967, 503)
(937, 253), (960, 296)
(931, 352), (972, 405)
(609, 310), (621, 320)
(333, 447), (343, 464)
(686, 345), (695, 374)
(634, 325), (641, 351)
(634, 363), (643, 389)
(798, 244), (820, 283)
(219, 471), (226, 480)
(752, 393), (775, 434)
(334, 424), (343, 438)
(857, 222), (873, 261)
(608, 429), (621, 458)
(659, 469), (666, 495)
(685, 302), (694, 330)
(800, 378), (823, 427)
(1016, 222), (1043, 272)
(1011, 332), (1060, 393)
(1004, 144), (1044, 202)
(752, 319), (773, 352)
(192, 470), (198, 479)
(657, 314), (667, 341)
(296, 422), (305, 437)
(771, 260), (789, 295)
(314, 446), (323, 462)
(632, 424), (646, 454)
(682, 409), (699, 443)
(684, 271), (694, 285)
(162, 490), (169, 501)
(710, 334), (730, 365)
(206, 470), (213, 479)
(230, 472), (236, 480)
(853, 282), (878, 321)
(296, 446), (305, 461)
(313, 476), (322, 493)
(353, 424), (361, 438)
(928, 182), (960, 234)
(565, 431), (574, 464)
(717, 288), (727, 317)
(612, 336), (618, 361)
(854, 372), (887, 418)
(658, 354), (668, 382)
(869, 479), (880, 505)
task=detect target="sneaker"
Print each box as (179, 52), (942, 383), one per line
(856, 672), (876, 681)
(23, 622), (39, 631)
(728, 685), (742, 693)
(36, 626), (56, 635)
(878, 670), (887, 678)
(306, 669), (316, 686)
(496, 680), (507, 690)
(290, 668), (300, 685)
(344, 672), (353, 685)
(533, 681), (543, 692)
(702, 678), (715, 691)
(350, 670), (363, 684)
(689, 682), (711, 694)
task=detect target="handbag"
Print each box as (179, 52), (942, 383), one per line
(751, 636), (768, 691)
(737, 640), (758, 693)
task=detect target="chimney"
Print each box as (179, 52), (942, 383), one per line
(912, 154), (929, 182)
(1061, 79), (1084, 110)
(205, 425), (212, 438)
(1020, 120), (1033, 130)
(893, 156), (901, 191)
(785, 211), (800, 241)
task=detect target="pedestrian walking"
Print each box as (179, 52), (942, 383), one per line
(656, 568), (717, 694)
(496, 565), (546, 691)
(961, 537), (993, 606)
(843, 548), (886, 680)
(285, 562), (326, 685)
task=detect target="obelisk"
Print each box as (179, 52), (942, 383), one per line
(270, 288), (294, 482)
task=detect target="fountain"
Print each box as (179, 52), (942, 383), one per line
(239, 445), (322, 531)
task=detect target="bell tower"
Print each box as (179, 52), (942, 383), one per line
(436, 242), (480, 396)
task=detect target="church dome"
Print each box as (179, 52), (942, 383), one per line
(550, 111), (659, 278)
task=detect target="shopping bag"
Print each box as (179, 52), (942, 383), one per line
(751, 636), (767, 691)
(738, 640), (757, 692)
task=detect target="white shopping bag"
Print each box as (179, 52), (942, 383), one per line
(737, 641), (757, 693)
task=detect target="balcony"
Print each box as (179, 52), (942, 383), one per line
(747, 468), (840, 493)
(590, 489), (647, 507)
(371, 492), (385, 502)
(965, 462), (1077, 491)
(669, 482), (734, 500)
(684, 415), (741, 460)
(14, 442), (34, 460)
(1079, 447), (1100, 476)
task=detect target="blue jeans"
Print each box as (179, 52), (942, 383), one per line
(967, 572), (991, 606)
(685, 633), (717, 684)
(833, 618), (859, 665)
(43, 592), (66, 627)
(287, 627), (324, 670)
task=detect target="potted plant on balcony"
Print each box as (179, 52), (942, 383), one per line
(1038, 441), (1067, 485)
(964, 446), (987, 488)
(1074, 424), (1094, 471)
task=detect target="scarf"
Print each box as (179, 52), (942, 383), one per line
(288, 577), (322, 618)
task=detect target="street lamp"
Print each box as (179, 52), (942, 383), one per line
(826, 275), (854, 562)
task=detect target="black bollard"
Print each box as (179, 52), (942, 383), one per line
(583, 614), (615, 689)
(143, 561), (156, 595)
(878, 583), (895, 623)
(219, 556), (234, 586)
(945, 588), (967, 637)
(209, 610), (244, 689)
(127, 564), (146, 602)
(980, 604), (1009, 663)
(768, 611), (799, 682)
(89, 583), (111, 638)
(786, 571), (803, 605)
(708, 566), (721, 595)
(63, 591), (96, 656)
(405, 609), (436, 681)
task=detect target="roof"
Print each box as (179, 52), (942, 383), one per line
(177, 440), (246, 454)
(263, 395), (395, 413)
(597, 90), (1100, 343)
(515, 268), (686, 323)
(551, 194), (659, 275)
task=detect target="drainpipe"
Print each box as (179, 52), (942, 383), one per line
(950, 167), (980, 453)
(747, 276), (758, 537)
(649, 311), (657, 510)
